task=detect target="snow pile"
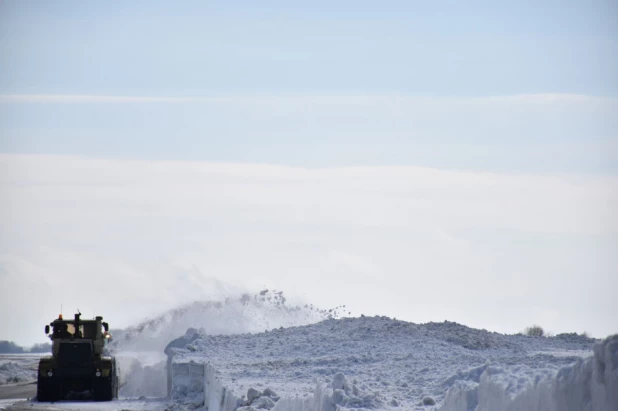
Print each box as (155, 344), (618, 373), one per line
(0, 359), (37, 385)
(553, 335), (618, 410)
(169, 316), (600, 410)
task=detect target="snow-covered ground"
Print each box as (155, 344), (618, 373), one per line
(168, 316), (615, 410)
(1, 292), (615, 410)
(106, 291), (616, 410)
(0, 398), (172, 411)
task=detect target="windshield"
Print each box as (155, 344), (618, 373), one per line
(53, 322), (101, 339)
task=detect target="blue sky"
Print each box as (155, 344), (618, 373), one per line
(0, 2), (617, 344)
(1, 1), (617, 97)
(1, 95), (617, 171)
(1, 1), (617, 172)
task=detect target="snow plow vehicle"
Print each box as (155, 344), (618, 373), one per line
(37, 313), (118, 401)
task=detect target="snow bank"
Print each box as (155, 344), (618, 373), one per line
(269, 373), (388, 411)
(270, 384), (330, 411)
(441, 334), (618, 411)
(168, 359), (242, 411)
(0, 360), (37, 385)
(205, 363), (241, 411)
(170, 363), (383, 411)
(170, 360), (207, 408)
(114, 289), (604, 410)
(552, 334), (617, 411)
(166, 317), (598, 410)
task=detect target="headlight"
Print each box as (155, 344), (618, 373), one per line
(95, 370), (102, 377)
(47, 371), (53, 377)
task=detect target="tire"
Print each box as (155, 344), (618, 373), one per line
(37, 376), (60, 402)
(93, 377), (113, 401)
(36, 377), (49, 402)
(37, 363), (60, 402)
(93, 360), (116, 401)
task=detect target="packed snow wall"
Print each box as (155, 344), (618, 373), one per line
(204, 363), (242, 411)
(169, 359), (207, 408)
(441, 334), (618, 411)
(168, 358), (242, 411)
(270, 374), (385, 411)
(169, 359), (373, 411)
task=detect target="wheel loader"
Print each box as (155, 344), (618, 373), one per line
(37, 313), (118, 401)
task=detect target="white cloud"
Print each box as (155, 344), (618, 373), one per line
(0, 154), (616, 345)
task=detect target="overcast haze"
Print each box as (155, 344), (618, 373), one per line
(0, 1), (617, 345)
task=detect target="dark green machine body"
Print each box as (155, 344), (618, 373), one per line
(37, 313), (118, 402)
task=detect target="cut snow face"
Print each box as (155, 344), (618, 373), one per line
(170, 316), (606, 410)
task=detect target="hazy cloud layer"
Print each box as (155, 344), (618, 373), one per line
(1, 154), (616, 345)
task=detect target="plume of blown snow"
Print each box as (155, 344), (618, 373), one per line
(111, 289), (346, 398)
(109, 289), (346, 354)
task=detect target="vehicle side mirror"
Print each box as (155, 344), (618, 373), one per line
(45, 325), (50, 334)
(103, 322), (109, 332)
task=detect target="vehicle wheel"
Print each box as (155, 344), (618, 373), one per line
(37, 363), (60, 402)
(93, 377), (113, 401)
(37, 376), (60, 402)
(36, 377), (49, 402)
